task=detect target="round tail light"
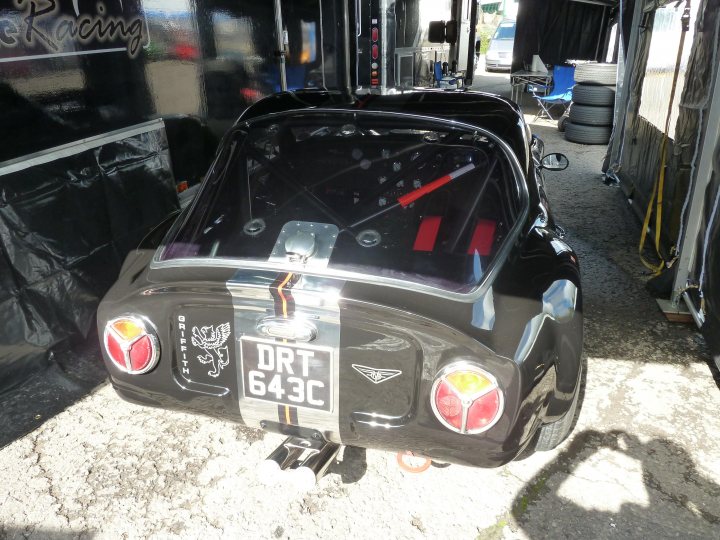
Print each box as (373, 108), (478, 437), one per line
(431, 362), (503, 434)
(103, 316), (159, 374)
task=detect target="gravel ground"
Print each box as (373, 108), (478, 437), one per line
(1, 65), (719, 539)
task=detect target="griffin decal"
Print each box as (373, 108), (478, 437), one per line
(191, 323), (231, 377)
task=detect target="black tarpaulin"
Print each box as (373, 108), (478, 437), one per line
(513, 0), (614, 71)
(0, 123), (178, 394)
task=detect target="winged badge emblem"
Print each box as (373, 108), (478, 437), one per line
(191, 323), (231, 377)
(352, 364), (402, 384)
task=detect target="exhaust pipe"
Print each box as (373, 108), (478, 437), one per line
(258, 437), (341, 489)
(258, 437), (306, 479)
(291, 442), (341, 490)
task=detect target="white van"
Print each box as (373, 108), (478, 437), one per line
(485, 20), (516, 71)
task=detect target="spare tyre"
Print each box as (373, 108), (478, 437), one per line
(558, 106), (570, 132)
(575, 63), (617, 86)
(565, 121), (611, 145)
(569, 104), (614, 126)
(572, 84), (615, 106)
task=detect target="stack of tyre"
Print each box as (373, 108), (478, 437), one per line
(563, 63), (617, 145)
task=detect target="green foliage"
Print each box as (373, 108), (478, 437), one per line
(477, 29), (493, 55)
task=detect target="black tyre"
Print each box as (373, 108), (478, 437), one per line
(565, 121), (611, 145)
(558, 106), (570, 132)
(572, 83), (615, 106)
(534, 362), (584, 451)
(569, 104), (614, 126)
(558, 115), (568, 132)
(575, 62), (617, 86)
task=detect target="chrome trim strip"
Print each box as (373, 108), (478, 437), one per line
(151, 109), (530, 303)
(0, 119), (166, 176)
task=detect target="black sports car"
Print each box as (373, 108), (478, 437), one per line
(98, 89), (582, 479)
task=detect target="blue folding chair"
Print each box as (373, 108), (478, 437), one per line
(532, 65), (575, 121)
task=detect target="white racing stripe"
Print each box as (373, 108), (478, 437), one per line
(227, 270), (344, 444)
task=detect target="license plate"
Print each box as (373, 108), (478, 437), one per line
(239, 336), (333, 412)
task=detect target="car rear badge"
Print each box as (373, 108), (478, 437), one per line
(191, 322), (231, 377)
(352, 364), (402, 384)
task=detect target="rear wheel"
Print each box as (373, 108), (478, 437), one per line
(558, 106), (570, 132)
(534, 362), (584, 451)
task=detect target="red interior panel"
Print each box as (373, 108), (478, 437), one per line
(467, 219), (497, 256)
(413, 216), (442, 252)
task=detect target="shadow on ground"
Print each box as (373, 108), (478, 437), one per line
(0, 528), (94, 540)
(329, 445), (368, 484)
(0, 332), (106, 450)
(483, 429), (720, 539)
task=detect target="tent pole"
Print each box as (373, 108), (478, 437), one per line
(342, 0), (352, 90)
(274, 0), (288, 92)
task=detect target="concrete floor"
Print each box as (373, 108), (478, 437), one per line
(1, 63), (719, 539)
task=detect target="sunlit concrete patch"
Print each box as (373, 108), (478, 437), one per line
(556, 447), (650, 512)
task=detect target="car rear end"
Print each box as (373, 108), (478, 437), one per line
(98, 106), (550, 468)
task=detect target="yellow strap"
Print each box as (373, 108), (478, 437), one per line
(639, 2), (690, 274)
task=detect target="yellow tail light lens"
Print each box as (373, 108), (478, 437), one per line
(111, 318), (144, 341)
(446, 371), (493, 396)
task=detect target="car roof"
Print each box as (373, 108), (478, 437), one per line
(238, 89), (530, 171)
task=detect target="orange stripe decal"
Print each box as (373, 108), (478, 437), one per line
(274, 272), (296, 426)
(277, 272), (294, 318)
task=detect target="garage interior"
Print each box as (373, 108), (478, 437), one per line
(1, 0), (719, 538)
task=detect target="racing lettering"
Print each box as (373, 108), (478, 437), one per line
(177, 315), (189, 375)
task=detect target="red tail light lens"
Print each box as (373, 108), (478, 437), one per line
(103, 316), (159, 374)
(431, 363), (503, 434)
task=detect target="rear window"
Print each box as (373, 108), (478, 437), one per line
(493, 23), (516, 40)
(159, 110), (522, 294)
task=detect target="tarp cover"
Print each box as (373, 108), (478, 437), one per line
(512, 0), (613, 71)
(0, 127), (178, 394)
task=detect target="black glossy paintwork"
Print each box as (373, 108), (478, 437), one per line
(98, 90), (582, 468)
